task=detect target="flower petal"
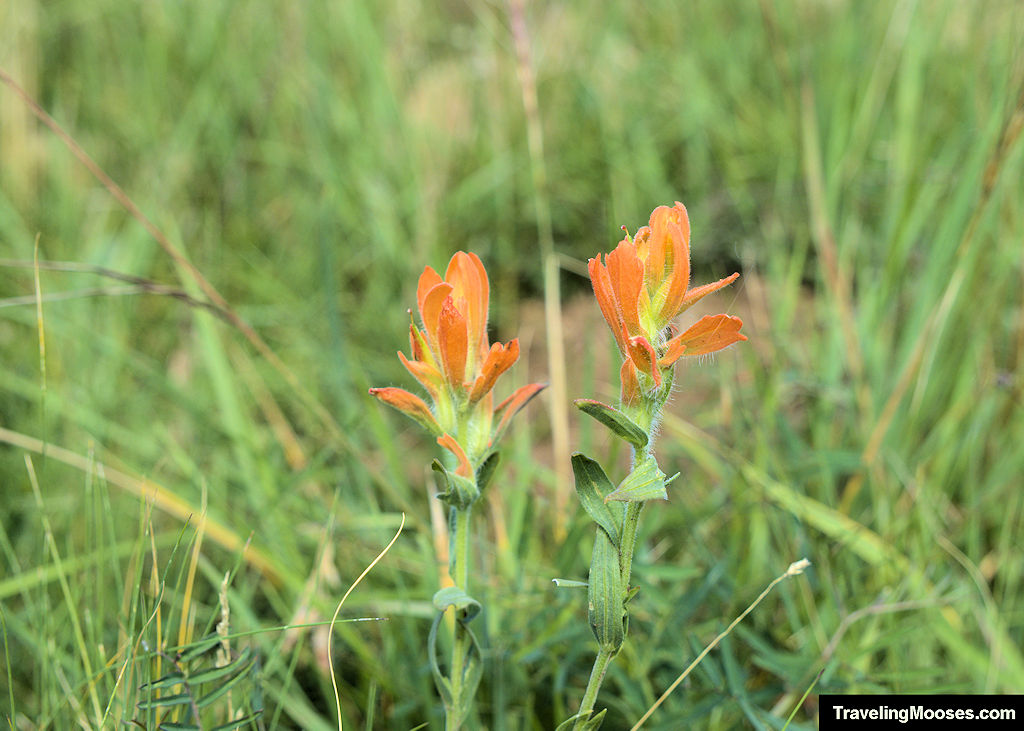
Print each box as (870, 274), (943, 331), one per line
(491, 382), (546, 445)
(675, 314), (746, 356)
(469, 339), (520, 403)
(397, 351), (443, 397)
(369, 387), (441, 435)
(619, 359), (640, 406)
(417, 266), (443, 319)
(437, 433), (473, 477)
(656, 202), (692, 323)
(420, 282), (454, 346)
(589, 256), (626, 352)
(679, 272), (740, 310)
(606, 238), (644, 336)
(445, 252), (490, 362)
(437, 296), (469, 389)
(623, 328), (661, 386)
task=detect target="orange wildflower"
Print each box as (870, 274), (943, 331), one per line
(370, 251), (544, 462)
(589, 202), (746, 398)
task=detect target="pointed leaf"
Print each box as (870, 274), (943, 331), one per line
(556, 708), (607, 731)
(176, 634), (222, 663)
(186, 648), (252, 685)
(136, 692), (194, 709)
(210, 713), (263, 731)
(195, 655), (257, 708)
(475, 451), (500, 495)
(141, 671), (186, 691)
(571, 454), (620, 546)
(574, 399), (648, 450)
(551, 578), (588, 588)
(605, 455), (668, 503)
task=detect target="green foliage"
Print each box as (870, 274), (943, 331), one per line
(1, 0), (1023, 729)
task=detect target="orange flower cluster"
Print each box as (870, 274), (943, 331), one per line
(589, 202), (746, 402)
(370, 252), (544, 468)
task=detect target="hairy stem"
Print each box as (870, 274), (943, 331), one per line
(446, 505), (473, 730)
(572, 645), (616, 730)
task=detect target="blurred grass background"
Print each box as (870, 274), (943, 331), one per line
(1, 0), (1023, 728)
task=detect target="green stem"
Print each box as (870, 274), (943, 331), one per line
(446, 505), (473, 731)
(452, 505), (472, 591)
(572, 645), (616, 730)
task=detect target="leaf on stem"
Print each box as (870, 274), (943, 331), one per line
(571, 453), (621, 546)
(551, 578), (588, 588)
(431, 460), (479, 509)
(587, 528), (625, 652)
(555, 708), (607, 731)
(432, 586), (482, 623)
(476, 451), (500, 495)
(573, 399), (648, 451)
(604, 455), (668, 503)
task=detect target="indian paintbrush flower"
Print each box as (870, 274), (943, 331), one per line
(589, 202), (746, 405)
(370, 251), (544, 473)
(369, 251), (545, 729)
(565, 202), (748, 730)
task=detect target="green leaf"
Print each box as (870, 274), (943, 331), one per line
(605, 455), (668, 503)
(427, 613), (454, 708)
(187, 648), (252, 685)
(432, 586), (481, 623)
(141, 671), (186, 691)
(136, 692), (194, 710)
(574, 399), (648, 450)
(551, 578), (588, 588)
(579, 709), (608, 730)
(210, 713), (263, 731)
(195, 654), (257, 708)
(587, 528), (625, 651)
(175, 634), (222, 663)
(556, 708), (608, 731)
(475, 451), (500, 495)
(571, 454), (621, 546)
(431, 460), (478, 509)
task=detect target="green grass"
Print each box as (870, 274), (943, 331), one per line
(2, 0), (1023, 728)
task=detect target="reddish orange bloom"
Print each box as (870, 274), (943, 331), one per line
(403, 252), (520, 404)
(370, 252), (544, 461)
(589, 202), (746, 396)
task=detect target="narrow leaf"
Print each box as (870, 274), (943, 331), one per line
(195, 655), (257, 708)
(605, 455), (668, 503)
(574, 399), (648, 450)
(141, 671), (186, 691)
(571, 454), (620, 546)
(176, 634), (222, 663)
(210, 712), (263, 731)
(579, 709), (608, 730)
(136, 692), (194, 710)
(186, 648), (252, 685)
(551, 578), (588, 588)
(427, 612), (454, 707)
